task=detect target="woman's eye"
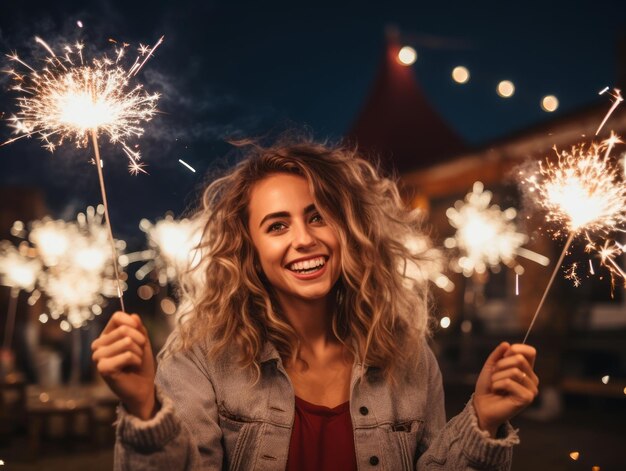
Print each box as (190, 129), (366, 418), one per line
(267, 222), (286, 233)
(310, 213), (324, 224)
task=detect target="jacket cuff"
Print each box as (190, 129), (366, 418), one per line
(116, 387), (181, 451)
(452, 396), (520, 469)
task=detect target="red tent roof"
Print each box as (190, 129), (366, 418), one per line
(348, 32), (467, 174)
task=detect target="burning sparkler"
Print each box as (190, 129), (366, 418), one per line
(10, 206), (125, 330)
(401, 233), (455, 293)
(520, 89), (626, 343)
(119, 214), (202, 287)
(444, 181), (549, 278)
(0, 242), (42, 354)
(40, 206), (124, 328)
(3, 35), (163, 311)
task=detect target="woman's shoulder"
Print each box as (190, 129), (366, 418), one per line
(156, 327), (273, 378)
(157, 327), (235, 370)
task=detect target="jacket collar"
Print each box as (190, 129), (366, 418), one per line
(260, 341), (281, 364)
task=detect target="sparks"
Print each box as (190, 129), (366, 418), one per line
(444, 181), (549, 277)
(596, 87), (623, 135)
(24, 206), (126, 329)
(564, 263), (581, 287)
(522, 137), (626, 291)
(526, 142), (626, 236)
(2, 37), (161, 172)
(119, 214), (202, 287)
(178, 158), (196, 173)
(402, 232), (455, 293)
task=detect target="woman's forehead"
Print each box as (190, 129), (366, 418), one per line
(248, 174), (315, 220)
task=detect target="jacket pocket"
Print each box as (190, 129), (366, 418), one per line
(389, 419), (424, 471)
(218, 404), (256, 471)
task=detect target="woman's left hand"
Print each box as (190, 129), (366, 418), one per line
(473, 342), (539, 437)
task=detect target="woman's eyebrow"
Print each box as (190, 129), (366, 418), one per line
(258, 204), (317, 228)
(259, 211), (290, 228)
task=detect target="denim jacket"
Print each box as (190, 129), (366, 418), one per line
(114, 331), (519, 470)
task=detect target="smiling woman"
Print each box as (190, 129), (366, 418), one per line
(91, 138), (539, 471)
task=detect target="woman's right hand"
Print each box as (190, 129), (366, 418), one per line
(91, 311), (158, 420)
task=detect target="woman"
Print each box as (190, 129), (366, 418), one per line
(92, 140), (539, 470)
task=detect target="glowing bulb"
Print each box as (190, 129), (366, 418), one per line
(497, 80), (515, 98)
(440, 316), (451, 329)
(398, 46), (417, 66)
(541, 95), (559, 112)
(452, 66), (470, 84)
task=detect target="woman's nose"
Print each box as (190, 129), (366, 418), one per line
(292, 222), (316, 249)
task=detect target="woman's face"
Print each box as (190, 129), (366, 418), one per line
(248, 173), (342, 307)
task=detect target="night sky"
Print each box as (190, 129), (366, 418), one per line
(1, 0), (625, 246)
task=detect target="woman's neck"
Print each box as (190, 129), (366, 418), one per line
(276, 293), (337, 354)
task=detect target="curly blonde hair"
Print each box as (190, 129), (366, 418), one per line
(175, 138), (432, 380)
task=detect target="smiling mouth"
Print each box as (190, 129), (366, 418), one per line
(286, 256), (327, 274)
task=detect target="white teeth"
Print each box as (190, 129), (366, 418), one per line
(288, 257), (326, 272)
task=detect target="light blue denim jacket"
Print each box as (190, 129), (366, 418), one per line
(114, 331), (519, 470)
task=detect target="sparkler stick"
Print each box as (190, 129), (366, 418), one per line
(91, 129), (125, 311)
(522, 232), (574, 344)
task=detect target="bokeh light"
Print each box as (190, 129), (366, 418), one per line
(541, 95), (559, 112)
(497, 80), (515, 98)
(452, 66), (470, 84)
(397, 46), (417, 66)
(440, 316), (451, 329)
(160, 297), (177, 315)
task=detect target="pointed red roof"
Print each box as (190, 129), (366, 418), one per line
(348, 31), (467, 174)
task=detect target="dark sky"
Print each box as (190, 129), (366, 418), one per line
(1, 0), (625, 244)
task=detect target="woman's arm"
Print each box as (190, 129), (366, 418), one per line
(416, 342), (538, 470)
(92, 312), (223, 470)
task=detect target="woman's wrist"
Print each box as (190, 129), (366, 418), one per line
(476, 416), (499, 438)
(126, 390), (159, 420)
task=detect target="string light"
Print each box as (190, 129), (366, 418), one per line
(497, 80), (515, 98)
(452, 66), (470, 84)
(397, 46), (417, 66)
(541, 95), (559, 112)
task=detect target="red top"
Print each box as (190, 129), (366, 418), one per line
(286, 396), (358, 471)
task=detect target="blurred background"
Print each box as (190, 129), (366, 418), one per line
(0, 1), (625, 469)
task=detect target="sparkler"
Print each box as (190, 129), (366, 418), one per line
(3, 35), (163, 311)
(0, 242), (42, 353)
(119, 214), (202, 287)
(444, 181), (549, 278)
(10, 207), (125, 330)
(521, 89), (626, 343)
(39, 206), (124, 328)
(402, 233), (455, 293)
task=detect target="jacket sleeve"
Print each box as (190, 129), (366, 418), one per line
(113, 337), (223, 471)
(416, 344), (519, 471)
